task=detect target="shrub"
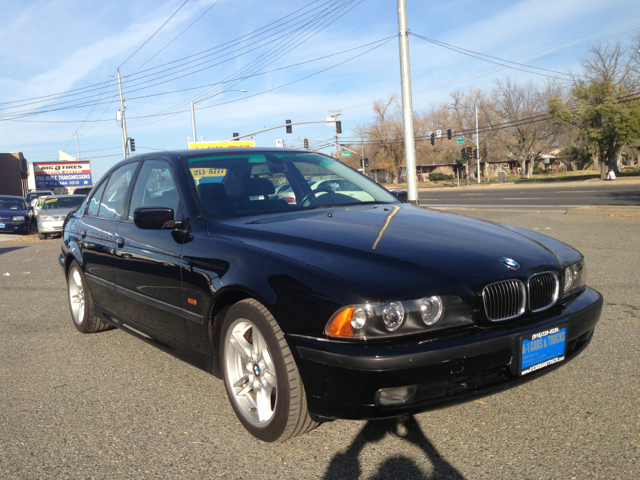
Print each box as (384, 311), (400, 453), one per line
(429, 173), (454, 181)
(533, 167), (546, 174)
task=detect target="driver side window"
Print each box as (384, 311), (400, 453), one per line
(128, 160), (182, 222)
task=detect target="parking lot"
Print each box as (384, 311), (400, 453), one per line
(1, 209), (638, 479)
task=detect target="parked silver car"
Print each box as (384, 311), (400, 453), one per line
(36, 195), (85, 239)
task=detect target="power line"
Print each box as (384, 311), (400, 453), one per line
(117, 0), (190, 70)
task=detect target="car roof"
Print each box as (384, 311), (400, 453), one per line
(125, 147), (312, 159)
(0, 195), (26, 200)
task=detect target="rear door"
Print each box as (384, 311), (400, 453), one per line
(78, 161), (139, 312)
(112, 159), (190, 344)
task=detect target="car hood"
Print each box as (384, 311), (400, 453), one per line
(39, 207), (77, 218)
(218, 204), (578, 301)
(0, 208), (28, 218)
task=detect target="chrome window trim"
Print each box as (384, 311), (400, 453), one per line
(527, 271), (560, 313)
(482, 279), (526, 322)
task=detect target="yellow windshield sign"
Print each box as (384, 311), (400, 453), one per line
(188, 141), (255, 149)
(190, 168), (227, 179)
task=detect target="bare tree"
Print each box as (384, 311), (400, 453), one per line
(490, 78), (560, 177)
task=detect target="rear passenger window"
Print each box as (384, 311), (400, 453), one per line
(86, 181), (106, 216)
(98, 162), (138, 220)
(128, 160), (182, 221)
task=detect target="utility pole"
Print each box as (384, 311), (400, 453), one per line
(117, 69), (129, 159)
(397, 0), (418, 203)
(75, 131), (81, 159)
(190, 101), (197, 143)
(475, 106), (480, 183)
(330, 110), (341, 158)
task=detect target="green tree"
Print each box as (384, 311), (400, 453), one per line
(548, 80), (640, 179)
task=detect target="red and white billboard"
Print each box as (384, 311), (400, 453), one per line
(33, 161), (93, 194)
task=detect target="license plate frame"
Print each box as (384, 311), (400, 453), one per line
(519, 324), (567, 376)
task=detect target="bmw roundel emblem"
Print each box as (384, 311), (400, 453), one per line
(500, 257), (520, 270)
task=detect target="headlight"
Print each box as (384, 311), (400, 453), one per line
(325, 295), (474, 340)
(11, 216), (25, 221)
(563, 260), (587, 296)
(40, 215), (54, 221)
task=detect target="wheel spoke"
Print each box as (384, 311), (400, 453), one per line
(253, 329), (267, 357)
(263, 371), (277, 389)
(256, 387), (271, 422)
(72, 269), (82, 288)
(230, 331), (252, 361)
(71, 294), (80, 304)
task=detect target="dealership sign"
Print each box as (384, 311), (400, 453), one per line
(34, 161), (93, 193)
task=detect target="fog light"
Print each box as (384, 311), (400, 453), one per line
(375, 385), (417, 407)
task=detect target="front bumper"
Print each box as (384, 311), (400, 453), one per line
(290, 287), (603, 420)
(38, 220), (64, 233)
(0, 220), (29, 233)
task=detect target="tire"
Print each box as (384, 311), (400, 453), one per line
(67, 260), (113, 333)
(220, 299), (318, 442)
(38, 233), (47, 240)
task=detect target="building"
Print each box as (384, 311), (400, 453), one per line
(0, 152), (29, 196)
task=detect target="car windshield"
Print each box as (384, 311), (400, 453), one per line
(0, 198), (26, 210)
(26, 192), (48, 203)
(182, 151), (399, 218)
(42, 196), (84, 210)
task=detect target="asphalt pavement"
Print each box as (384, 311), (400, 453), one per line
(418, 178), (640, 209)
(0, 210), (638, 479)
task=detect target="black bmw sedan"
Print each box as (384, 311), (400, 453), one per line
(59, 148), (602, 442)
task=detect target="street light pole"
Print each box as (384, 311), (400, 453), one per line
(190, 89), (247, 145)
(397, 0), (418, 203)
(476, 106), (480, 183)
(191, 101), (197, 142)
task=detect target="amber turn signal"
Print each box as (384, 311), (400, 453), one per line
(325, 307), (355, 338)
(188, 298), (197, 305)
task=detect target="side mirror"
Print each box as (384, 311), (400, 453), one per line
(134, 207), (174, 230)
(27, 206), (33, 211)
(389, 189), (408, 203)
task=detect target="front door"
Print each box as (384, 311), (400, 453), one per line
(112, 159), (189, 344)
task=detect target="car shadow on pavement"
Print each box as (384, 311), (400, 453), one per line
(323, 415), (466, 480)
(0, 245), (27, 255)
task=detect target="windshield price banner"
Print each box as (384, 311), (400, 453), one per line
(34, 161), (93, 190)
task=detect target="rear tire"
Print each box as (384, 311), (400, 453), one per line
(67, 260), (113, 333)
(220, 299), (318, 442)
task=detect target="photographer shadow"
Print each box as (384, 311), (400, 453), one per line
(323, 416), (466, 480)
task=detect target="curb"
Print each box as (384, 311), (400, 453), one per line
(565, 206), (640, 217)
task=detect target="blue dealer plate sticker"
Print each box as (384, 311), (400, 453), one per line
(0, 223), (5, 228)
(520, 326), (567, 375)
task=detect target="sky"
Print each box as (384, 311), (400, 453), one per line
(1, 0), (640, 181)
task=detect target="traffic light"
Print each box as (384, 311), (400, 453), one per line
(129, 138), (135, 152)
(447, 129), (452, 140)
(336, 121), (342, 134)
(304, 138), (309, 149)
(232, 132), (239, 141)
(286, 120), (292, 134)
(473, 149), (478, 160)
(364, 158), (369, 167)
(461, 147), (466, 159)
(430, 133), (435, 146)
(466, 147), (473, 159)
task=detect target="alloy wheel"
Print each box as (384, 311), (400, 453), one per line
(68, 267), (85, 325)
(224, 319), (278, 427)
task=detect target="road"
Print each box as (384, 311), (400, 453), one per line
(1, 210), (639, 479)
(419, 181), (640, 209)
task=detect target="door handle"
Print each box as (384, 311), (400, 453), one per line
(81, 230), (87, 238)
(116, 237), (125, 248)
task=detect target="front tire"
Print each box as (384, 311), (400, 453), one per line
(38, 233), (47, 240)
(220, 299), (318, 442)
(67, 260), (113, 333)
